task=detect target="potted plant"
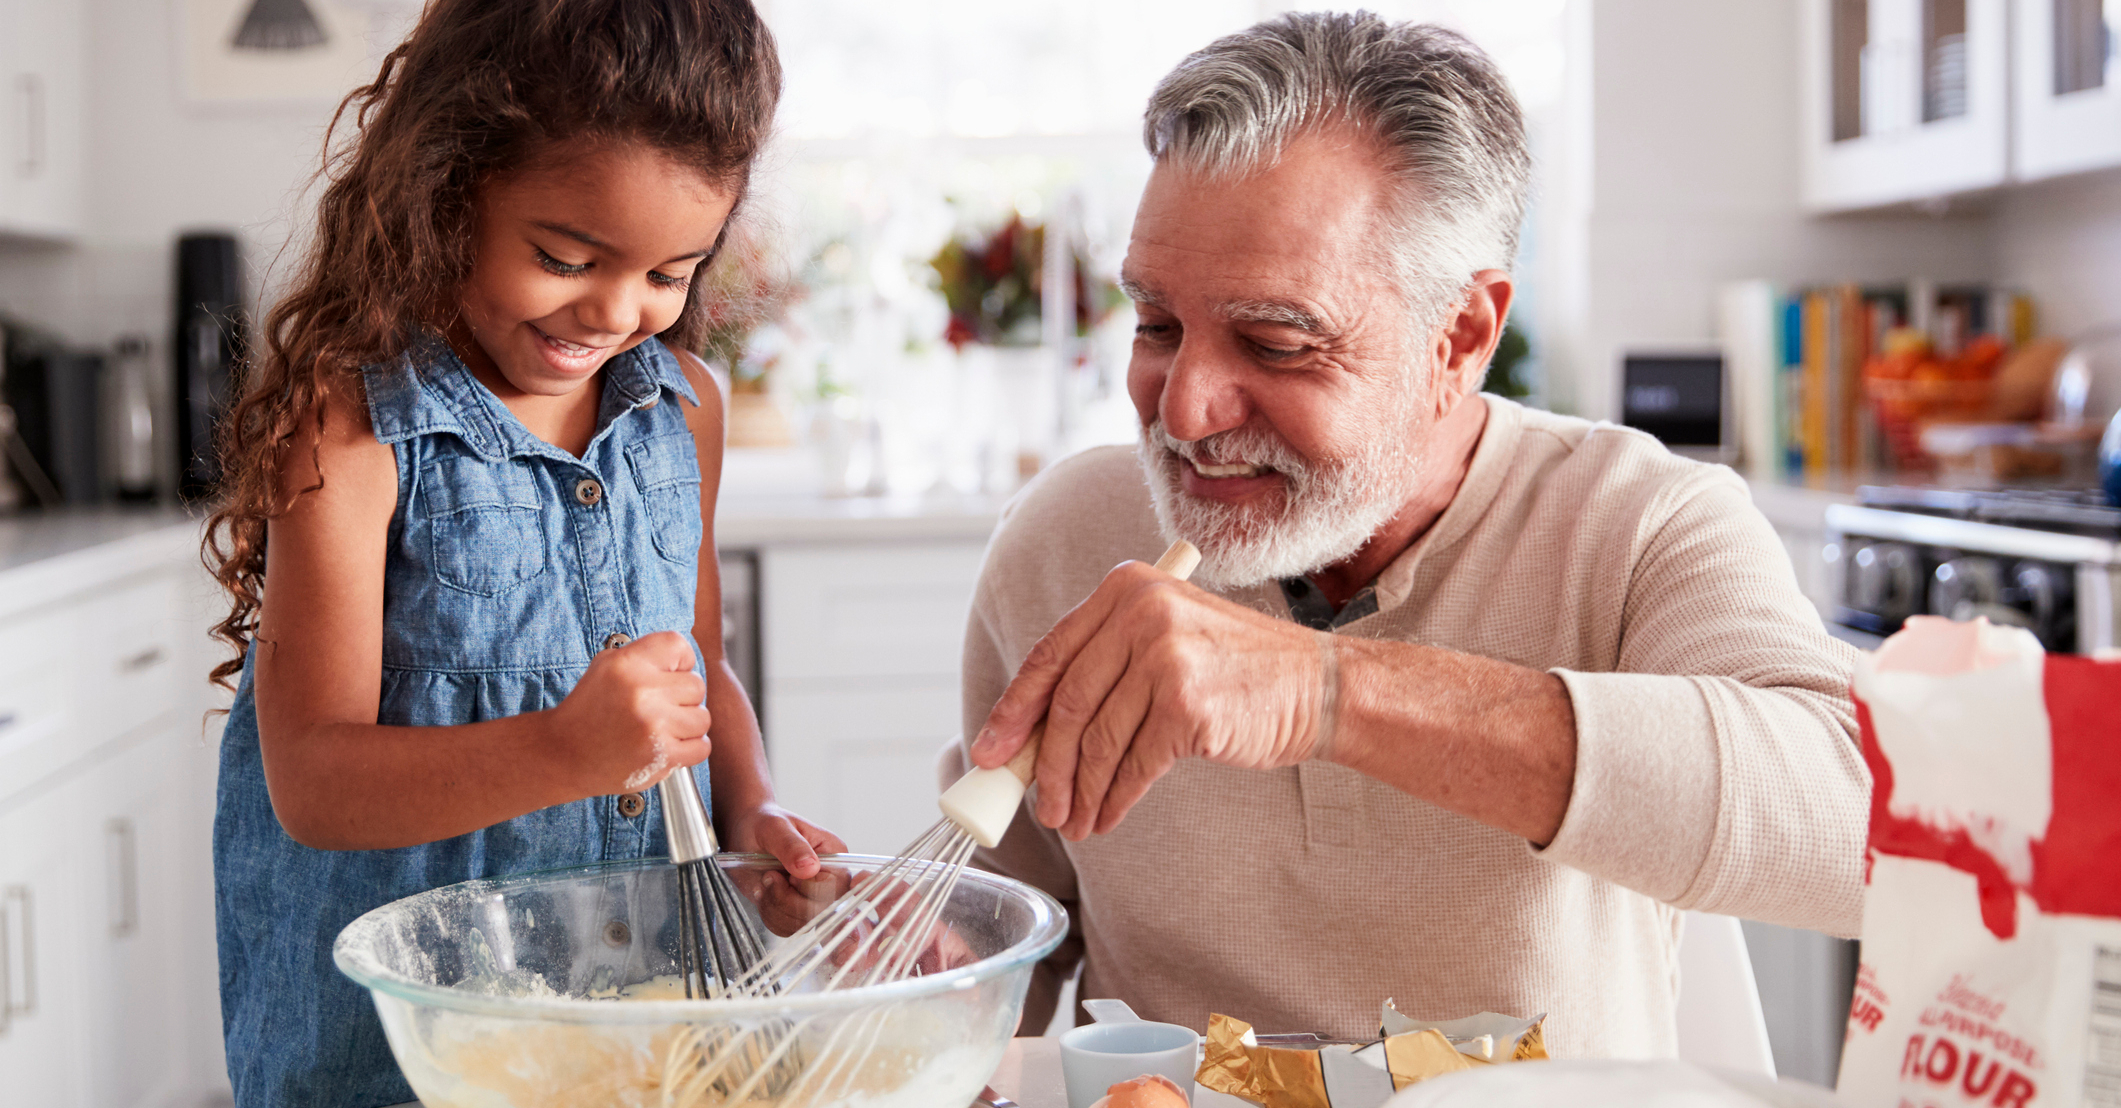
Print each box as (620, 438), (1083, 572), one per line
(697, 222), (804, 448)
(929, 211), (1120, 479)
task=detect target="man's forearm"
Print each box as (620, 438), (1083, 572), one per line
(1322, 636), (1578, 844)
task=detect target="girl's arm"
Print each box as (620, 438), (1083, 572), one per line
(675, 351), (846, 879)
(252, 390), (713, 850)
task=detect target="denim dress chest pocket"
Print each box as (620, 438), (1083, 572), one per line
(626, 431), (702, 565)
(420, 457), (551, 596)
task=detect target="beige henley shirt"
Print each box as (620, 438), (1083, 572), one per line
(948, 394), (1868, 1058)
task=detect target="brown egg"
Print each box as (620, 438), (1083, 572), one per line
(1090, 1074), (1191, 1108)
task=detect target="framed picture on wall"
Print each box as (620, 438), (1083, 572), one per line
(181, 0), (407, 103)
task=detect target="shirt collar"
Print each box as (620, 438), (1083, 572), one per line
(1277, 575), (1381, 631)
(363, 335), (699, 462)
(603, 337), (700, 409)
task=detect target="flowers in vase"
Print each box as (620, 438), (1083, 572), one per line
(928, 212), (1120, 348)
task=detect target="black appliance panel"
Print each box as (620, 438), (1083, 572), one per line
(1622, 353), (1725, 448)
(175, 233), (243, 501)
(1835, 537), (2085, 652)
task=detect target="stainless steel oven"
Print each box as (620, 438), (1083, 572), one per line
(1824, 488), (2121, 654)
(717, 548), (763, 730)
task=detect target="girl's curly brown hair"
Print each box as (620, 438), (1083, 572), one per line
(201, 0), (781, 690)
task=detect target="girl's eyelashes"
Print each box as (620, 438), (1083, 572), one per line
(534, 247), (589, 277)
(536, 246), (691, 292)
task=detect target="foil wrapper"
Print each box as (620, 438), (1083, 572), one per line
(1196, 1004), (1547, 1108)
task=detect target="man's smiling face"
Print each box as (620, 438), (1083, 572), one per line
(1123, 127), (1441, 588)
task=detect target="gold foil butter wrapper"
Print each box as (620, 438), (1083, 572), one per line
(1196, 1004), (1547, 1108)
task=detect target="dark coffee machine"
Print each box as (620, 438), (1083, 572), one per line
(174, 232), (243, 501)
(1, 321), (104, 506)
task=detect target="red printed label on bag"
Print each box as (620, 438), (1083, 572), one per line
(1839, 618), (2121, 1108)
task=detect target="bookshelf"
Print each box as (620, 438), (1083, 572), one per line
(1720, 279), (2036, 484)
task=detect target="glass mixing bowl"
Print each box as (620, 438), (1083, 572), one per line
(333, 854), (1066, 1108)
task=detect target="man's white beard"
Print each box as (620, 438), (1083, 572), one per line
(1137, 408), (1426, 591)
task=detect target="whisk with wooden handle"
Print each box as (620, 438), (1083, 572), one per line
(651, 542), (1201, 1107)
(727, 540), (1202, 997)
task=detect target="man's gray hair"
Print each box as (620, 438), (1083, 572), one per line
(1143, 12), (1530, 329)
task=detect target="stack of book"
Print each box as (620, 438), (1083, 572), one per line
(1718, 280), (2035, 483)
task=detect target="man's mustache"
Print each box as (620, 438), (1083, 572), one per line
(1144, 422), (1312, 483)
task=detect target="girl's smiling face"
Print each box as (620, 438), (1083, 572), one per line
(454, 141), (737, 401)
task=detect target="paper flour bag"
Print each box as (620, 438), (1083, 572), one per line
(1839, 616), (2121, 1108)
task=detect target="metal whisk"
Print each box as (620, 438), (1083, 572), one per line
(652, 542), (1198, 1107)
(729, 540), (1202, 998)
(657, 768), (769, 998)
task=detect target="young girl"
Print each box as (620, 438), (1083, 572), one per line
(202, 2), (842, 1104)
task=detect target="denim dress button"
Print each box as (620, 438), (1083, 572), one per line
(618, 792), (646, 818)
(575, 478), (603, 506)
(603, 632), (632, 650)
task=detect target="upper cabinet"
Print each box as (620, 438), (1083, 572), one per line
(0, 0), (86, 241)
(1805, 0), (2121, 211)
(2014, 0), (2121, 180)
(1803, 0), (2012, 212)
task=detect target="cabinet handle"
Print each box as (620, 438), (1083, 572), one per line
(0, 711), (15, 734)
(107, 818), (139, 937)
(15, 74), (44, 178)
(2, 886), (32, 1029)
(119, 646), (166, 673)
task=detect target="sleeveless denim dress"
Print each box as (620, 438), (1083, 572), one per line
(213, 336), (711, 1108)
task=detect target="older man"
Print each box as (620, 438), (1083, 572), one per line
(949, 13), (1867, 1057)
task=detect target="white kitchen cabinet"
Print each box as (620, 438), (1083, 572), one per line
(2013, 0), (2121, 180)
(1801, 0), (2010, 211)
(0, 728), (191, 1108)
(78, 726), (192, 1108)
(0, 0), (87, 239)
(758, 540), (989, 855)
(0, 518), (225, 1108)
(0, 782), (93, 1106)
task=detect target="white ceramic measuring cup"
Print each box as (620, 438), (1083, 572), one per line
(1060, 999), (1202, 1108)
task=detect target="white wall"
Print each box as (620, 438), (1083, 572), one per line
(1543, 0), (1996, 421)
(8, 0), (2115, 430)
(0, 0), (345, 340)
(1992, 167), (2121, 338)
(0, 0), (352, 498)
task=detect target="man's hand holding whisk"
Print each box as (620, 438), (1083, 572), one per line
(967, 557), (1331, 841)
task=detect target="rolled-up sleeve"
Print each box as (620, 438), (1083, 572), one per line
(1535, 470), (1869, 937)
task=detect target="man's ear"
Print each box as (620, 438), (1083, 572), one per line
(1433, 269), (1515, 416)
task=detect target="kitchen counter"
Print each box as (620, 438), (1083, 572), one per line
(0, 479), (1846, 606)
(0, 506), (203, 622)
(713, 445), (1008, 546)
(1743, 478), (1857, 534)
(714, 461), (1863, 551)
(715, 490), (1006, 546)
